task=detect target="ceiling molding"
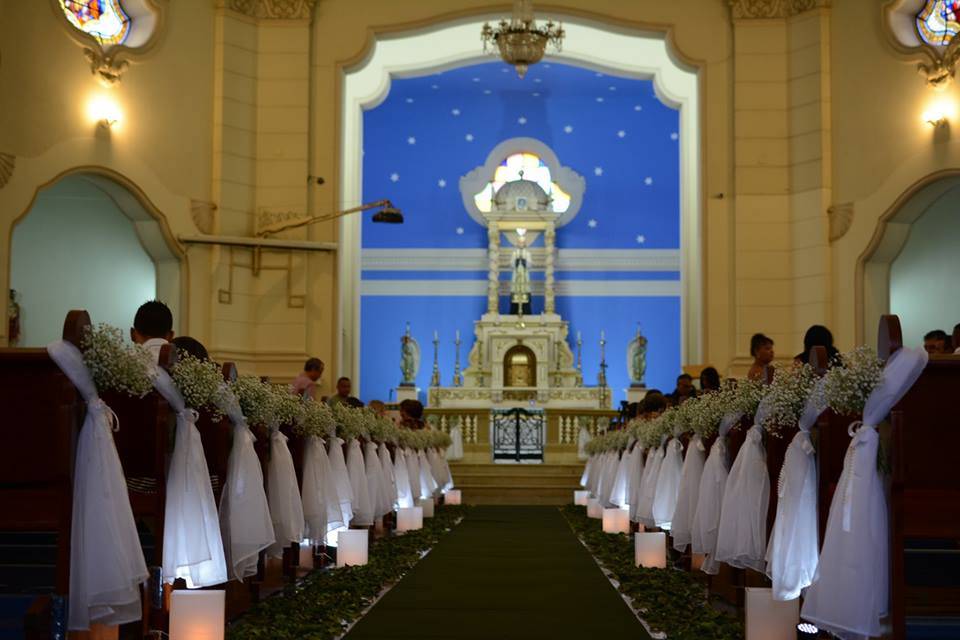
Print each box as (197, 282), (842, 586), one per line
(217, 0), (316, 20)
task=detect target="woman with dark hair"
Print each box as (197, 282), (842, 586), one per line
(794, 325), (839, 365)
(699, 366), (721, 392)
(399, 399), (425, 430)
(172, 336), (210, 361)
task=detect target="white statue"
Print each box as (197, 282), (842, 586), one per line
(510, 230), (532, 314)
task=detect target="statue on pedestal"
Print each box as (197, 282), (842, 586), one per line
(509, 229), (532, 315)
(399, 323), (419, 386)
(628, 325), (648, 387)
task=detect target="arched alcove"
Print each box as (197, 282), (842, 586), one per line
(503, 344), (537, 387)
(9, 171), (183, 345)
(859, 171), (960, 348)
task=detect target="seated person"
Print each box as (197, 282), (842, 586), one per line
(368, 400), (387, 417)
(293, 357), (324, 399)
(923, 329), (950, 355)
(794, 324), (839, 366)
(130, 300), (174, 363)
(640, 390), (667, 419)
(325, 376), (352, 407)
(667, 374), (696, 406)
(747, 333), (774, 381)
(700, 366), (721, 392)
(399, 398), (425, 430)
(172, 336), (209, 361)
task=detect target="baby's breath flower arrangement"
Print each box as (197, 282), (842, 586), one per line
(637, 414), (668, 449)
(822, 346), (884, 416)
(687, 391), (727, 439)
(729, 378), (767, 418)
(333, 403), (369, 440)
(399, 429), (429, 450)
(367, 412), (401, 443)
(230, 375), (273, 426)
(265, 384), (306, 427)
(297, 399), (337, 438)
(80, 324), (154, 397)
(171, 353), (227, 419)
(427, 429), (453, 449)
(759, 364), (817, 436)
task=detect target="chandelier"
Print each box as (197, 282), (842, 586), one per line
(481, 0), (564, 79)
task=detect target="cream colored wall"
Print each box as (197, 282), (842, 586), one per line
(2, 0), (955, 389)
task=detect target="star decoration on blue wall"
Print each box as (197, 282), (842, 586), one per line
(594, 167), (603, 176)
(390, 172), (399, 182)
(588, 219), (598, 228)
(564, 125), (574, 133)
(407, 136), (416, 145)
(438, 179), (447, 188)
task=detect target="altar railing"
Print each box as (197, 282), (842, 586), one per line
(424, 408), (487, 445)
(549, 409), (618, 444)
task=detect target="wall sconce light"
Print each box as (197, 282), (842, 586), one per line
(923, 100), (954, 129)
(88, 97), (122, 129)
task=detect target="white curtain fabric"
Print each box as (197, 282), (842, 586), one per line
(216, 390), (274, 581)
(47, 341), (149, 631)
(599, 450), (620, 506)
(346, 438), (373, 526)
(152, 369), (228, 587)
(715, 421), (769, 572)
(326, 437), (354, 528)
(302, 436), (344, 544)
(672, 435), (706, 552)
(363, 440), (387, 519)
(802, 347), (928, 639)
(266, 425), (305, 558)
(627, 446), (646, 523)
(652, 437), (685, 530)
(692, 413), (738, 575)
(446, 426), (464, 461)
(378, 443), (398, 513)
(608, 449), (631, 508)
(636, 444), (665, 528)
(418, 449), (440, 498)
(404, 447), (423, 501)
(441, 452), (455, 492)
(765, 381), (826, 601)
(394, 448), (415, 508)
(580, 454), (594, 489)
(577, 426), (591, 461)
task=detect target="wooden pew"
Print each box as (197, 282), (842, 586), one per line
(887, 314), (960, 639)
(0, 311), (86, 637)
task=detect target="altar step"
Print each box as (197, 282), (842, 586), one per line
(450, 463), (583, 505)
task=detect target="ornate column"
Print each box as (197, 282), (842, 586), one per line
(544, 222), (556, 314)
(487, 222), (500, 314)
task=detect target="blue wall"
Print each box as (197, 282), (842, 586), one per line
(360, 61), (682, 404)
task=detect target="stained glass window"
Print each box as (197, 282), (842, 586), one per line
(474, 153), (571, 213)
(59, 0), (131, 46)
(917, 0), (960, 47)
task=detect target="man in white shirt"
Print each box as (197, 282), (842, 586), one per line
(130, 300), (175, 363)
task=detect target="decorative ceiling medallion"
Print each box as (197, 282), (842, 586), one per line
(218, 0), (317, 20)
(885, 0), (960, 87)
(50, 0), (167, 86)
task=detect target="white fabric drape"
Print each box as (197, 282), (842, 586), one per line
(405, 447), (423, 501)
(152, 369), (228, 587)
(378, 443), (398, 513)
(802, 347), (928, 639)
(715, 421), (769, 572)
(580, 454), (594, 489)
(636, 444), (665, 528)
(608, 449), (631, 508)
(47, 341), (149, 631)
(346, 438), (373, 526)
(765, 381), (825, 601)
(217, 390), (273, 581)
(577, 426), (591, 461)
(266, 425), (305, 558)
(441, 452), (454, 492)
(326, 437), (354, 528)
(599, 450), (620, 507)
(302, 436), (344, 544)
(692, 413), (738, 575)
(672, 435), (706, 551)
(394, 448), (415, 508)
(363, 440), (387, 519)
(627, 446), (646, 522)
(446, 426), (464, 461)
(652, 437), (685, 530)
(418, 449), (439, 498)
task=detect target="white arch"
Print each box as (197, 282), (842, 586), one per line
(340, 16), (701, 392)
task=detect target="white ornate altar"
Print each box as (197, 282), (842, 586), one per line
(427, 165), (609, 411)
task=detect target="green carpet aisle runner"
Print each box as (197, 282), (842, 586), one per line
(346, 505), (651, 639)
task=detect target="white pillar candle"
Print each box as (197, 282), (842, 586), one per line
(396, 506), (423, 532)
(417, 497), (435, 518)
(587, 498), (603, 519)
(602, 508), (630, 534)
(170, 590), (225, 640)
(445, 489), (462, 505)
(745, 588), (799, 640)
(634, 532), (667, 568)
(336, 530), (369, 567)
(574, 490), (589, 506)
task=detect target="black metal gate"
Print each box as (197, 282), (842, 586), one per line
(491, 408), (545, 462)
